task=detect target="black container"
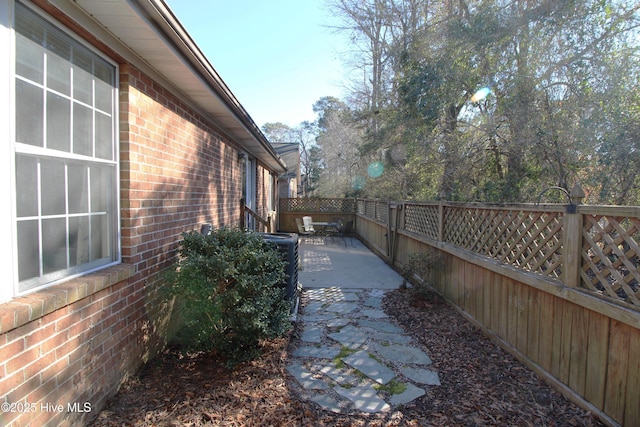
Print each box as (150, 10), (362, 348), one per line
(258, 233), (300, 308)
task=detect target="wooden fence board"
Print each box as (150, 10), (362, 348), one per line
(482, 268), (492, 327)
(476, 265), (484, 321)
(444, 256), (455, 303)
(585, 311), (609, 410)
(507, 278), (518, 345)
(550, 297), (565, 380)
(465, 263), (481, 319)
(526, 287), (540, 361)
(604, 319), (631, 424)
(516, 283), (529, 354)
(568, 307), (589, 396)
(453, 256), (463, 308)
(624, 327), (640, 427)
(497, 275), (508, 341)
(537, 291), (555, 372)
(559, 301), (574, 384)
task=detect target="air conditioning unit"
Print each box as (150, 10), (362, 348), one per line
(259, 232), (300, 313)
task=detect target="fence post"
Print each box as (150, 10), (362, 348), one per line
(562, 184), (586, 287)
(438, 200), (444, 242)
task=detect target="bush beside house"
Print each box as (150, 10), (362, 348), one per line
(167, 229), (291, 366)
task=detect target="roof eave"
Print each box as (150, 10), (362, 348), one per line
(71, 0), (286, 173)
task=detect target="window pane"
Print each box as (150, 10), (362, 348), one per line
(68, 164), (88, 214)
(16, 80), (43, 147)
(14, 4), (118, 291)
(95, 112), (112, 160)
(42, 218), (67, 274)
(73, 49), (93, 105)
(15, 4), (44, 83)
(17, 220), (40, 281)
(69, 216), (90, 266)
(46, 32), (71, 95)
(73, 103), (92, 156)
(40, 159), (65, 215)
(47, 92), (71, 152)
(16, 155), (38, 218)
(90, 165), (113, 213)
(91, 215), (110, 261)
(94, 60), (113, 112)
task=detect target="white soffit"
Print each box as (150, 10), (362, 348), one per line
(72, 0), (285, 172)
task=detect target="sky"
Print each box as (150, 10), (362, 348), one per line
(164, 0), (349, 129)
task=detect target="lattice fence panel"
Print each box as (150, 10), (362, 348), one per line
(363, 200), (374, 219)
(581, 215), (640, 308)
(280, 198), (355, 213)
(404, 204), (439, 239)
(356, 200), (390, 223)
(443, 207), (564, 279)
(375, 201), (388, 223)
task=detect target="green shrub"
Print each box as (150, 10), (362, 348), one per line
(166, 228), (292, 366)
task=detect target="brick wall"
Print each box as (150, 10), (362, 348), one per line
(0, 62), (271, 426)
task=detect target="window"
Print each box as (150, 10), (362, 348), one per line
(11, 2), (119, 295)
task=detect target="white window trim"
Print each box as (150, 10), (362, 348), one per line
(1, 0), (121, 303)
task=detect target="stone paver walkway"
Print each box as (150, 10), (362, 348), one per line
(287, 287), (441, 414)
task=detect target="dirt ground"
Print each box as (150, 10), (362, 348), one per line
(90, 288), (604, 426)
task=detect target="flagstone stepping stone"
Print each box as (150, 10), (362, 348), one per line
(293, 345), (341, 359)
(358, 319), (403, 334)
(336, 292), (360, 302)
(389, 383), (425, 406)
(304, 301), (326, 313)
(299, 313), (334, 322)
(401, 367), (441, 385)
(325, 302), (359, 314)
(301, 325), (322, 343)
(286, 363), (329, 390)
(327, 318), (350, 328)
(372, 332), (411, 345)
(318, 363), (360, 385)
(372, 342), (432, 365)
(334, 384), (391, 413)
(342, 350), (395, 385)
(369, 289), (385, 298)
(361, 308), (387, 318)
(311, 393), (342, 413)
(328, 325), (368, 348)
(364, 296), (382, 308)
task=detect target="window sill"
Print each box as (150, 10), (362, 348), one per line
(0, 264), (134, 334)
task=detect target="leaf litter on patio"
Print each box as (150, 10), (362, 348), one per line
(90, 288), (604, 426)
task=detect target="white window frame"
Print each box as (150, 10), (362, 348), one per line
(1, 1), (121, 302)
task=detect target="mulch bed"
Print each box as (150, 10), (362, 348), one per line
(90, 288), (604, 426)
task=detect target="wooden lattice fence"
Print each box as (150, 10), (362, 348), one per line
(581, 210), (640, 308)
(404, 202), (439, 240)
(280, 197), (355, 213)
(278, 198), (356, 234)
(442, 206), (565, 281)
(355, 200), (640, 311)
(288, 196), (640, 425)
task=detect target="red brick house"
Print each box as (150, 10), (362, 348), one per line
(0, 1), (286, 425)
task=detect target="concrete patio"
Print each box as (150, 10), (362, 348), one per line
(298, 236), (404, 290)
